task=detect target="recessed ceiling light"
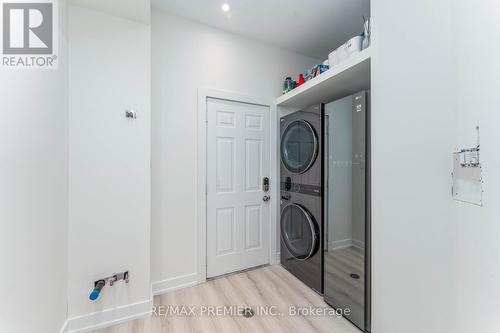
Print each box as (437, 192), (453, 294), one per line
(221, 3), (230, 12)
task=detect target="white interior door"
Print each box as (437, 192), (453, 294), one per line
(206, 98), (270, 278)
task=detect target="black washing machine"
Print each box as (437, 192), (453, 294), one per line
(280, 104), (323, 294)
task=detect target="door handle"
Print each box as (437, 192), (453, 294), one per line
(263, 195), (270, 202)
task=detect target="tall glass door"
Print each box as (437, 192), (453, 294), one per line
(324, 91), (370, 331)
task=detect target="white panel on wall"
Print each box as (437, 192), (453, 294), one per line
(371, 0), (455, 332)
(452, 1), (500, 332)
(68, 4), (151, 322)
(0, 2), (68, 332)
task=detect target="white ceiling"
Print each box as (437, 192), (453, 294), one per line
(69, 0), (151, 24)
(152, 0), (370, 59)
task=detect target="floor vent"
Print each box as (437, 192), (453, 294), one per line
(241, 307), (255, 318)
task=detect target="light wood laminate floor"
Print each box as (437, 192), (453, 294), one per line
(324, 247), (365, 328)
(93, 265), (360, 333)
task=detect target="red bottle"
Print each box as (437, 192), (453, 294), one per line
(297, 74), (305, 86)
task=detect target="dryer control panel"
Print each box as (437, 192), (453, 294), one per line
(280, 181), (321, 196)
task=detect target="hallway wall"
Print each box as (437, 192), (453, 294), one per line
(452, 1), (500, 332)
(0, 1), (69, 332)
(371, 1), (455, 332)
(150, 9), (319, 288)
(67, 4), (151, 327)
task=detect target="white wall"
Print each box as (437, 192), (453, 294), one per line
(151, 9), (319, 285)
(67, 4), (151, 323)
(371, 1), (455, 332)
(452, 1), (500, 332)
(0, 1), (68, 333)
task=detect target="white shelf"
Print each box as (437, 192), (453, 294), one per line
(276, 48), (371, 108)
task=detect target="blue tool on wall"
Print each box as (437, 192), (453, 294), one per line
(89, 280), (106, 301)
(89, 271), (129, 301)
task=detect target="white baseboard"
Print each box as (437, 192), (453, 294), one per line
(59, 319), (69, 333)
(61, 299), (152, 333)
(61, 269), (270, 332)
(275, 252), (281, 264)
(152, 273), (198, 296)
(329, 239), (365, 251)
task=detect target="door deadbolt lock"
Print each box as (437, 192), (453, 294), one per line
(263, 177), (269, 192)
(263, 195), (270, 202)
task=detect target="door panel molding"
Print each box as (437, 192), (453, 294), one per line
(197, 88), (277, 283)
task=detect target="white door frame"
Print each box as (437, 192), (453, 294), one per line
(197, 87), (278, 283)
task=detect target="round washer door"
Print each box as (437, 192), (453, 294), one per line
(280, 120), (318, 174)
(281, 204), (319, 260)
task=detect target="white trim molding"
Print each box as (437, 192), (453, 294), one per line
(59, 319), (69, 333)
(269, 102), (279, 266)
(61, 299), (152, 333)
(197, 87), (277, 283)
(152, 273), (198, 296)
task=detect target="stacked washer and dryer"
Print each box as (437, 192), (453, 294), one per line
(279, 92), (371, 332)
(280, 104), (324, 294)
